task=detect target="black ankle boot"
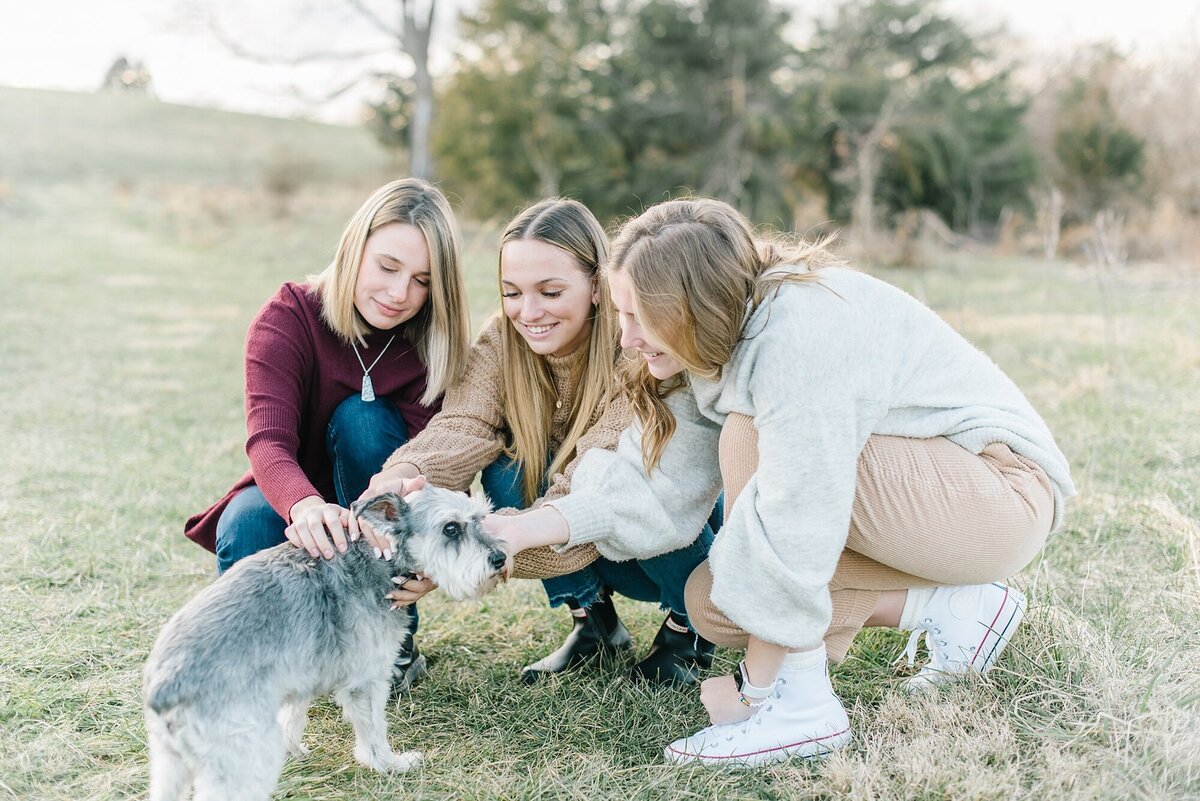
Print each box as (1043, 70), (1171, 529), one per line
(629, 616), (716, 686)
(390, 635), (429, 696)
(520, 595), (632, 684)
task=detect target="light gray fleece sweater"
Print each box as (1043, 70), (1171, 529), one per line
(547, 266), (1075, 650)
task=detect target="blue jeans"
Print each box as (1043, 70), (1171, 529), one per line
(480, 454), (720, 623)
(214, 396), (419, 629)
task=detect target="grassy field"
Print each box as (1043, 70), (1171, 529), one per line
(2, 86), (1199, 800)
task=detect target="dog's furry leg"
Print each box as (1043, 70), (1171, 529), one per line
(335, 680), (422, 773)
(278, 699), (311, 758)
(190, 724), (286, 801)
(146, 713), (192, 801)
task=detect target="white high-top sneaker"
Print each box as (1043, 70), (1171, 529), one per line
(664, 650), (851, 767)
(902, 582), (1026, 692)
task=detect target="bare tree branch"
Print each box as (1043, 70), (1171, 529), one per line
(283, 70), (396, 105)
(208, 14), (390, 65)
(344, 0), (399, 39)
(202, 0), (439, 177)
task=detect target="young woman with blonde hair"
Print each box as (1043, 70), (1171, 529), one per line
(489, 197), (1075, 766)
(185, 177), (471, 690)
(363, 197), (718, 685)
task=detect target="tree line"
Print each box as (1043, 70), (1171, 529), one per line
(208, 0), (1173, 250)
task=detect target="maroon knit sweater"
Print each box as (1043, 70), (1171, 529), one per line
(184, 282), (440, 552)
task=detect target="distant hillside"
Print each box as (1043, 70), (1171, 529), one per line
(0, 86), (394, 188)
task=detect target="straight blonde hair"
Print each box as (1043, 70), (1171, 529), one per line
(497, 198), (619, 505)
(310, 178), (471, 405)
(608, 197), (843, 472)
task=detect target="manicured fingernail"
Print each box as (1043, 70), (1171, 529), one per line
(338, 543), (347, 553)
(373, 547), (382, 559)
(323, 550), (333, 559)
(383, 549), (392, 560)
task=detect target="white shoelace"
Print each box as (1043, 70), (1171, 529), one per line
(901, 619), (949, 671)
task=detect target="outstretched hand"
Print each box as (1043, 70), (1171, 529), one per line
(481, 506), (571, 562)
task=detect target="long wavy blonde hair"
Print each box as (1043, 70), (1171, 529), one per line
(608, 197), (843, 472)
(498, 198), (619, 504)
(310, 178), (471, 405)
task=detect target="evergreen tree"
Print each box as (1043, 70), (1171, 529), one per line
(803, 0), (1036, 236)
(1052, 54), (1145, 217)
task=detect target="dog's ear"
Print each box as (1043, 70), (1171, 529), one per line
(351, 492), (409, 525)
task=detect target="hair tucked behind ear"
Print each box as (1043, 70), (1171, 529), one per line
(608, 198), (843, 473)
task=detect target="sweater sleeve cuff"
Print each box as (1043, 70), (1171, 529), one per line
(382, 451), (418, 472)
(544, 490), (614, 551)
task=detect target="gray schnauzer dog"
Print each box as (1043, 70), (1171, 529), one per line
(143, 487), (506, 801)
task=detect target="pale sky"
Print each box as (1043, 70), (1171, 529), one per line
(2, 0), (1198, 123)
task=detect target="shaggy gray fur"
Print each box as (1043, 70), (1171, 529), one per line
(144, 487), (504, 801)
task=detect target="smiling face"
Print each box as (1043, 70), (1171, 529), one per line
(353, 222), (432, 330)
(608, 268), (686, 380)
(500, 238), (598, 358)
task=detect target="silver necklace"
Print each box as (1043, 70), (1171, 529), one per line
(351, 335), (396, 402)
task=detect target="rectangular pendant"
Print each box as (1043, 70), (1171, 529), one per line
(361, 374), (375, 402)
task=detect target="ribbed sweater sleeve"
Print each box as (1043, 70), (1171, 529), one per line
(243, 292), (322, 522)
(382, 320), (505, 491)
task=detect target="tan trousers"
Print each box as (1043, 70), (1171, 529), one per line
(685, 413), (1056, 661)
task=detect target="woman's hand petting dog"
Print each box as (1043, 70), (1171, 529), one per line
(357, 474), (428, 558)
(285, 496), (359, 560)
(386, 573), (437, 608)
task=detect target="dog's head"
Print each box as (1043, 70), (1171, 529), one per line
(352, 487), (506, 600)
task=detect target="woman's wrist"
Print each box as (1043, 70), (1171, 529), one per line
(289, 495), (325, 520)
(376, 462), (420, 484)
(732, 638), (787, 710)
(487, 506), (571, 554)
(519, 506), (571, 549)
(362, 464), (422, 503)
(734, 661), (777, 708)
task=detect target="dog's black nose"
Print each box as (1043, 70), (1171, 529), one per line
(488, 550), (507, 571)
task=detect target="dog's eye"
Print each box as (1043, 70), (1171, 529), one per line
(442, 522), (462, 539)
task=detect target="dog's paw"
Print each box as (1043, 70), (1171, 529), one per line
(372, 749), (423, 773)
(355, 746), (423, 773)
(385, 750), (422, 773)
(284, 740), (311, 759)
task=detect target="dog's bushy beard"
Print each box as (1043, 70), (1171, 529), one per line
(406, 529), (505, 600)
